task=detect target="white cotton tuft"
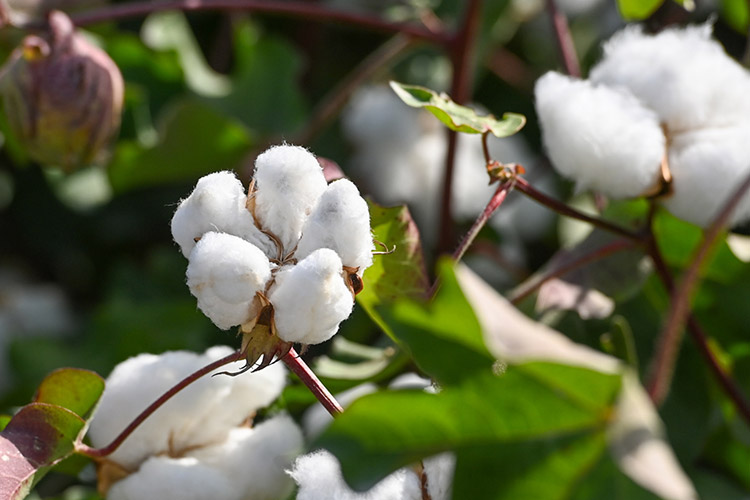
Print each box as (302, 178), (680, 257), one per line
(87, 346), (286, 470)
(186, 232), (272, 330)
(269, 248), (354, 344)
(289, 449), (422, 500)
(590, 24), (750, 132)
(252, 145), (328, 254)
(170, 171), (272, 258)
(107, 456), (236, 500)
(535, 71), (665, 198)
(296, 179), (374, 271)
(423, 453), (456, 500)
(662, 125), (750, 227)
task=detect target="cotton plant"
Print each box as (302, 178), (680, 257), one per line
(535, 24), (750, 227)
(87, 346), (303, 500)
(170, 144), (374, 369)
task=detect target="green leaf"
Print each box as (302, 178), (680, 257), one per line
(720, 0), (749, 33)
(389, 81), (526, 137)
(0, 403), (86, 499)
(617, 0), (665, 19)
(316, 362), (621, 493)
(108, 99), (253, 193)
(33, 368), (105, 420)
(377, 260), (494, 385)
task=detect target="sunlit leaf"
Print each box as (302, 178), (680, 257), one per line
(389, 81), (526, 137)
(33, 368), (105, 420)
(617, 0), (665, 19)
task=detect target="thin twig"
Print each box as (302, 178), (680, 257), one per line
(63, 0), (446, 44)
(76, 350), (244, 458)
(509, 238), (635, 305)
(647, 170), (750, 405)
(545, 0), (580, 77)
(282, 348), (343, 415)
(453, 180), (514, 263)
(514, 177), (641, 242)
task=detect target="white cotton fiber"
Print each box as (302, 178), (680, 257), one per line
(423, 453), (456, 500)
(662, 125), (750, 227)
(290, 449), (422, 500)
(88, 346), (286, 470)
(269, 248), (354, 344)
(107, 456), (236, 500)
(171, 171), (272, 258)
(590, 24), (750, 132)
(252, 145), (328, 254)
(535, 71), (665, 198)
(186, 232), (271, 330)
(296, 179), (374, 271)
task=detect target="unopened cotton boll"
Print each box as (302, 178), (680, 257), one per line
(590, 25), (750, 132)
(186, 232), (272, 330)
(662, 126), (750, 227)
(296, 179), (374, 271)
(290, 449), (423, 500)
(269, 248), (354, 344)
(87, 346), (286, 470)
(171, 171), (272, 258)
(252, 145), (328, 253)
(535, 71), (665, 198)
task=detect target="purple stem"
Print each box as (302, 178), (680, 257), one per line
(282, 348), (343, 416)
(545, 0), (581, 77)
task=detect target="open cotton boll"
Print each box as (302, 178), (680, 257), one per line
(171, 171), (272, 258)
(290, 449), (422, 500)
(186, 232), (272, 330)
(192, 415), (303, 500)
(590, 25), (750, 132)
(535, 71), (665, 198)
(296, 179), (374, 271)
(662, 126), (750, 227)
(88, 347), (285, 470)
(423, 453), (456, 500)
(253, 145), (328, 253)
(269, 248), (354, 344)
(107, 456), (236, 500)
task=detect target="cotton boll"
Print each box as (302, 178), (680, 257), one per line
(193, 415), (303, 500)
(253, 145), (328, 253)
(290, 449), (422, 500)
(342, 84), (422, 148)
(535, 71), (665, 198)
(107, 456), (236, 500)
(590, 25), (750, 132)
(662, 126), (750, 227)
(269, 249), (354, 344)
(186, 232), (271, 330)
(423, 453), (456, 500)
(296, 179), (374, 271)
(171, 171), (272, 258)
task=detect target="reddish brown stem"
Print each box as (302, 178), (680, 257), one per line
(64, 0), (446, 44)
(282, 348), (343, 416)
(76, 350), (243, 458)
(647, 171), (750, 406)
(514, 177), (641, 242)
(453, 180), (514, 263)
(545, 0), (580, 77)
(510, 238), (635, 305)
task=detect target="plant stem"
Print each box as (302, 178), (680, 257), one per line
(76, 350), (244, 458)
(647, 171), (750, 406)
(545, 0), (580, 77)
(514, 177), (641, 242)
(437, 0), (484, 254)
(509, 238), (634, 305)
(64, 0), (445, 43)
(453, 180), (514, 263)
(282, 348), (343, 416)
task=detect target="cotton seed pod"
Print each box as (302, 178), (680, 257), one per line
(252, 145), (328, 254)
(171, 171), (273, 258)
(535, 71), (665, 199)
(296, 178), (374, 272)
(268, 248), (354, 345)
(186, 232), (272, 330)
(0, 10), (123, 170)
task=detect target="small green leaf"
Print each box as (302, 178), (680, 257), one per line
(616, 0), (665, 19)
(33, 368), (105, 420)
(389, 81), (526, 137)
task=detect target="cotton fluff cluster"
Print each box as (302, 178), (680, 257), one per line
(171, 145), (373, 350)
(535, 24), (750, 227)
(87, 346), (303, 500)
